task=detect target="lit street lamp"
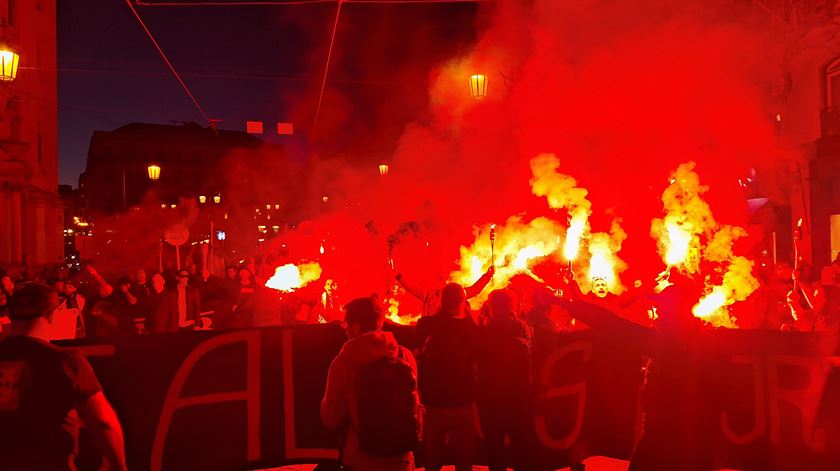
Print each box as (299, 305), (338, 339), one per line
(199, 195), (207, 204)
(0, 49), (20, 82)
(379, 164), (390, 176)
(213, 195), (221, 204)
(147, 164), (161, 181)
(469, 74), (488, 99)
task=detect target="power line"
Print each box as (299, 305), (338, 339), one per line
(28, 66), (393, 85)
(136, 0), (334, 5)
(124, 0), (211, 124)
(311, 0), (342, 136)
(135, 0), (486, 6)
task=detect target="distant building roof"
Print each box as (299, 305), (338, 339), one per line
(107, 122), (263, 146)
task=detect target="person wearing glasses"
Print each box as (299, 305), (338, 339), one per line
(0, 283), (127, 470)
(150, 269), (201, 333)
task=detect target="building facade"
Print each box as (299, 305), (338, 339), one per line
(0, 0), (63, 268)
(80, 121), (268, 214)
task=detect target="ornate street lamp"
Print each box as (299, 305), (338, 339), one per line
(147, 164), (161, 181)
(379, 164), (389, 176)
(0, 49), (20, 82)
(213, 195), (221, 204)
(469, 74), (487, 99)
(199, 195), (207, 204)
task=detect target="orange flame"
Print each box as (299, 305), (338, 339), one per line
(265, 262), (322, 292)
(452, 216), (565, 304)
(385, 296), (421, 326)
(586, 220), (628, 294)
(652, 163), (759, 327)
(530, 153), (592, 263)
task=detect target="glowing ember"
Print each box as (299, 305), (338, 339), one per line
(265, 262), (322, 292)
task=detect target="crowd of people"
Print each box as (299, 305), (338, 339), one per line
(1, 254), (840, 470)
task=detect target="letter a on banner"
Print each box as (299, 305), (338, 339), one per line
(151, 331), (262, 471)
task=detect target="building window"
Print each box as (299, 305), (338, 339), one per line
(827, 57), (840, 109)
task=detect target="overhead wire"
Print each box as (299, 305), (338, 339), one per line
(311, 0), (343, 136)
(124, 0), (211, 124)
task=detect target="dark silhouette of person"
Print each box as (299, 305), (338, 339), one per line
(477, 289), (535, 471)
(0, 283), (127, 470)
(416, 283), (479, 471)
(556, 283), (714, 471)
(321, 297), (419, 471)
(150, 269), (201, 333)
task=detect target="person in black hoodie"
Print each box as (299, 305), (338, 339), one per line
(477, 289), (535, 471)
(415, 283), (479, 471)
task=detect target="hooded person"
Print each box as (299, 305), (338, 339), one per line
(321, 297), (420, 471)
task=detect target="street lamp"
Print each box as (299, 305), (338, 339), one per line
(147, 164), (161, 181)
(199, 195), (207, 204)
(469, 74), (488, 99)
(213, 195), (221, 204)
(379, 164), (389, 176)
(0, 49), (20, 82)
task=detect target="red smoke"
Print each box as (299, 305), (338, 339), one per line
(97, 1), (793, 304)
(263, 0), (790, 300)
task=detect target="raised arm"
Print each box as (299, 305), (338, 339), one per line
(465, 266), (495, 299)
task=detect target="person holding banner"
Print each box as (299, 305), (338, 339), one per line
(0, 283), (127, 471)
(556, 283), (714, 471)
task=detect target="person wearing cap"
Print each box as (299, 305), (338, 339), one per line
(0, 283), (127, 471)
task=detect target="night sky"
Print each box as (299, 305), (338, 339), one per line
(57, 0), (479, 186)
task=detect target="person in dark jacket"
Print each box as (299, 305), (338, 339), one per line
(416, 283), (479, 471)
(150, 269), (201, 333)
(477, 289), (535, 471)
(321, 297), (419, 471)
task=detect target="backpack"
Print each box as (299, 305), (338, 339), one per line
(418, 320), (476, 407)
(479, 322), (533, 402)
(354, 355), (419, 457)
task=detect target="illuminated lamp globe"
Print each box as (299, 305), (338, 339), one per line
(213, 195), (221, 204)
(147, 164), (161, 181)
(469, 74), (488, 99)
(0, 50), (20, 82)
(199, 195), (207, 204)
(379, 164), (389, 176)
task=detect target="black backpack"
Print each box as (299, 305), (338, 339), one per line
(418, 323), (475, 407)
(354, 355), (419, 457)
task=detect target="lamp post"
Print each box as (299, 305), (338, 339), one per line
(469, 74), (488, 99)
(0, 49), (20, 82)
(379, 164), (389, 176)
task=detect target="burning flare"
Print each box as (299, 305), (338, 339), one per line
(452, 216), (565, 304)
(652, 163), (759, 327)
(530, 153), (592, 263)
(265, 262), (322, 292)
